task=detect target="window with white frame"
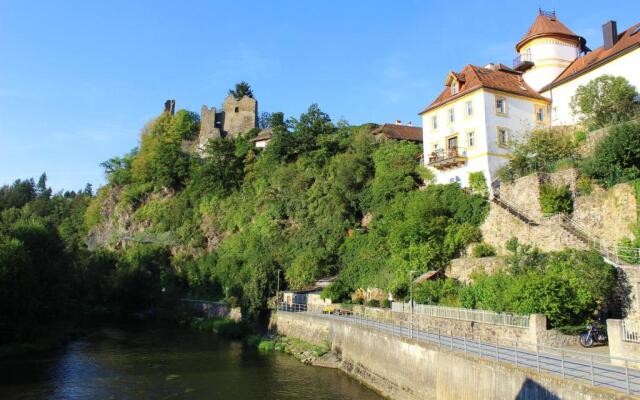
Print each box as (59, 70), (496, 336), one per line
(468, 131), (475, 147)
(465, 100), (473, 116)
(497, 127), (510, 146)
(451, 81), (459, 95)
(431, 115), (438, 130)
(448, 108), (455, 123)
(495, 96), (507, 115)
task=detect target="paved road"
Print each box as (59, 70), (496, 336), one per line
(284, 310), (640, 396)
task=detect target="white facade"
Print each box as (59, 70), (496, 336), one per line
(543, 48), (640, 126)
(520, 38), (580, 92)
(421, 89), (549, 188)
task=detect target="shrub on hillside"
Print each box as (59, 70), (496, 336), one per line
(580, 121), (640, 187)
(366, 299), (380, 307)
(472, 243), (497, 258)
(380, 299), (391, 308)
(468, 172), (488, 198)
(539, 184), (573, 215)
(498, 129), (578, 182)
(413, 278), (461, 306)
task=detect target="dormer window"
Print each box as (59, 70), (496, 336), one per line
(451, 81), (459, 95)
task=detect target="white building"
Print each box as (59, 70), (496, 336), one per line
(419, 10), (640, 188)
(419, 64), (550, 187)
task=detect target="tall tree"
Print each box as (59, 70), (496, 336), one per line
(228, 81), (254, 100)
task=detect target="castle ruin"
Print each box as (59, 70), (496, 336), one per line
(196, 94), (258, 151)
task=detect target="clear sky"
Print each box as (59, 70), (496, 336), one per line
(1, 0), (639, 191)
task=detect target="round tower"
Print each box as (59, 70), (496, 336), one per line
(514, 10), (585, 91)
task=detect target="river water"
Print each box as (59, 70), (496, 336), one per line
(0, 324), (382, 400)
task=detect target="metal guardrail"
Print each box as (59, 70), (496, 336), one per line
(278, 303), (640, 395)
(623, 320), (640, 343)
(391, 302), (530, 328)
(559, 214), (640, 266)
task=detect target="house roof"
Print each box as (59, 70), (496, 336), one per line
(419, 64), (549, 114)
(371, 124), (423, 142)
(413, 270), (444, 285)
(516, 12), (580, 51)
(541, 21), (640, 92)
(249, 128), (272, 142)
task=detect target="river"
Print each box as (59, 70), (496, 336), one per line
(0, 323), (382, 400)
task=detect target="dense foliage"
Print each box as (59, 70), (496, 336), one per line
(539, 183), (573, 215)
(570, 75), (639, 130)
(82, 101), (489, 319)
(412, 240), (616, 328)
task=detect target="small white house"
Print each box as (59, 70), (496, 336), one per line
(250, 128), (272, 148)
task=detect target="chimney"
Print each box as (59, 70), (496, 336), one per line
(395, 119), (402, 125)
(407, 121), (413, 126)
(603, 20), (618, 50)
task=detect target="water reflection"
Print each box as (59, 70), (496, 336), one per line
(0, 324), (381, 400)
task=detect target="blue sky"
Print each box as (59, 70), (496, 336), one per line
(1, 0), (639, 191)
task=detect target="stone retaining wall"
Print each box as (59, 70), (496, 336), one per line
(274, 312), (627, 400)
(349, 305), (578, 347)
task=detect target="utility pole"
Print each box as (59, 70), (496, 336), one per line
(276, 270), (281, 310)
(410, 270), (417, 339)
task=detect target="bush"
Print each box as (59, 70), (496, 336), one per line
(472, 243), (497, 258)
(498, 129), (577, 182)
(576, 175), (593, 195)
(353, 297), (364, 305)
(413, 278), (461, 306)
(380, 299), (391, 308)
(468, 172), (488, 197)
(580, 121), (640, 187)
(366, 299), (380, 307)
(539, 184), (573, 215)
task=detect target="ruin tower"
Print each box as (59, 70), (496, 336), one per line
(198, 105), (222, 150)
(221, 94), (258, 137)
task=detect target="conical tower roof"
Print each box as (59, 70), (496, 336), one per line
(516, 10), (580, 51)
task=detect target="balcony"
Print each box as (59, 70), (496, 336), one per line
(427, 147), (467, 170)
(513, 49), (534, 72)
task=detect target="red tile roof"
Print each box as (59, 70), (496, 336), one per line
(419, 64), (549, 114)
(249, 128), (272, 142)
(542, 22), (640, 91)
(516, 12), (580, 51)
(372, 124), (423, 142)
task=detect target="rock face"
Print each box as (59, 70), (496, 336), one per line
(447, 257), (504, 284)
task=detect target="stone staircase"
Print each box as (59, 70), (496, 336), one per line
(490, 179), (639, 268)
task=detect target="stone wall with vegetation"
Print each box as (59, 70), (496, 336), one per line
(447, 257), (504, 284)
(480, 204), (588, 255)
(573, 183), (638, 246)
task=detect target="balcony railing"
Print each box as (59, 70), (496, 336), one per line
(427, 147), (467, 169)
(513, 49), (533, 71)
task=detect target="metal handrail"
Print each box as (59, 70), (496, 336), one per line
(277, 302), (640, 395)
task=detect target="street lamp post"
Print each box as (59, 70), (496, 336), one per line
(276, 270), (281, 310)
(410, 270), (417, 339)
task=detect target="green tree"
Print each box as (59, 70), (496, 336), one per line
(571, 75), (639, 129)
(229, 81), (254, 100)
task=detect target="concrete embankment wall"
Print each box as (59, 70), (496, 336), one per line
(273, 312), (631, 400)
